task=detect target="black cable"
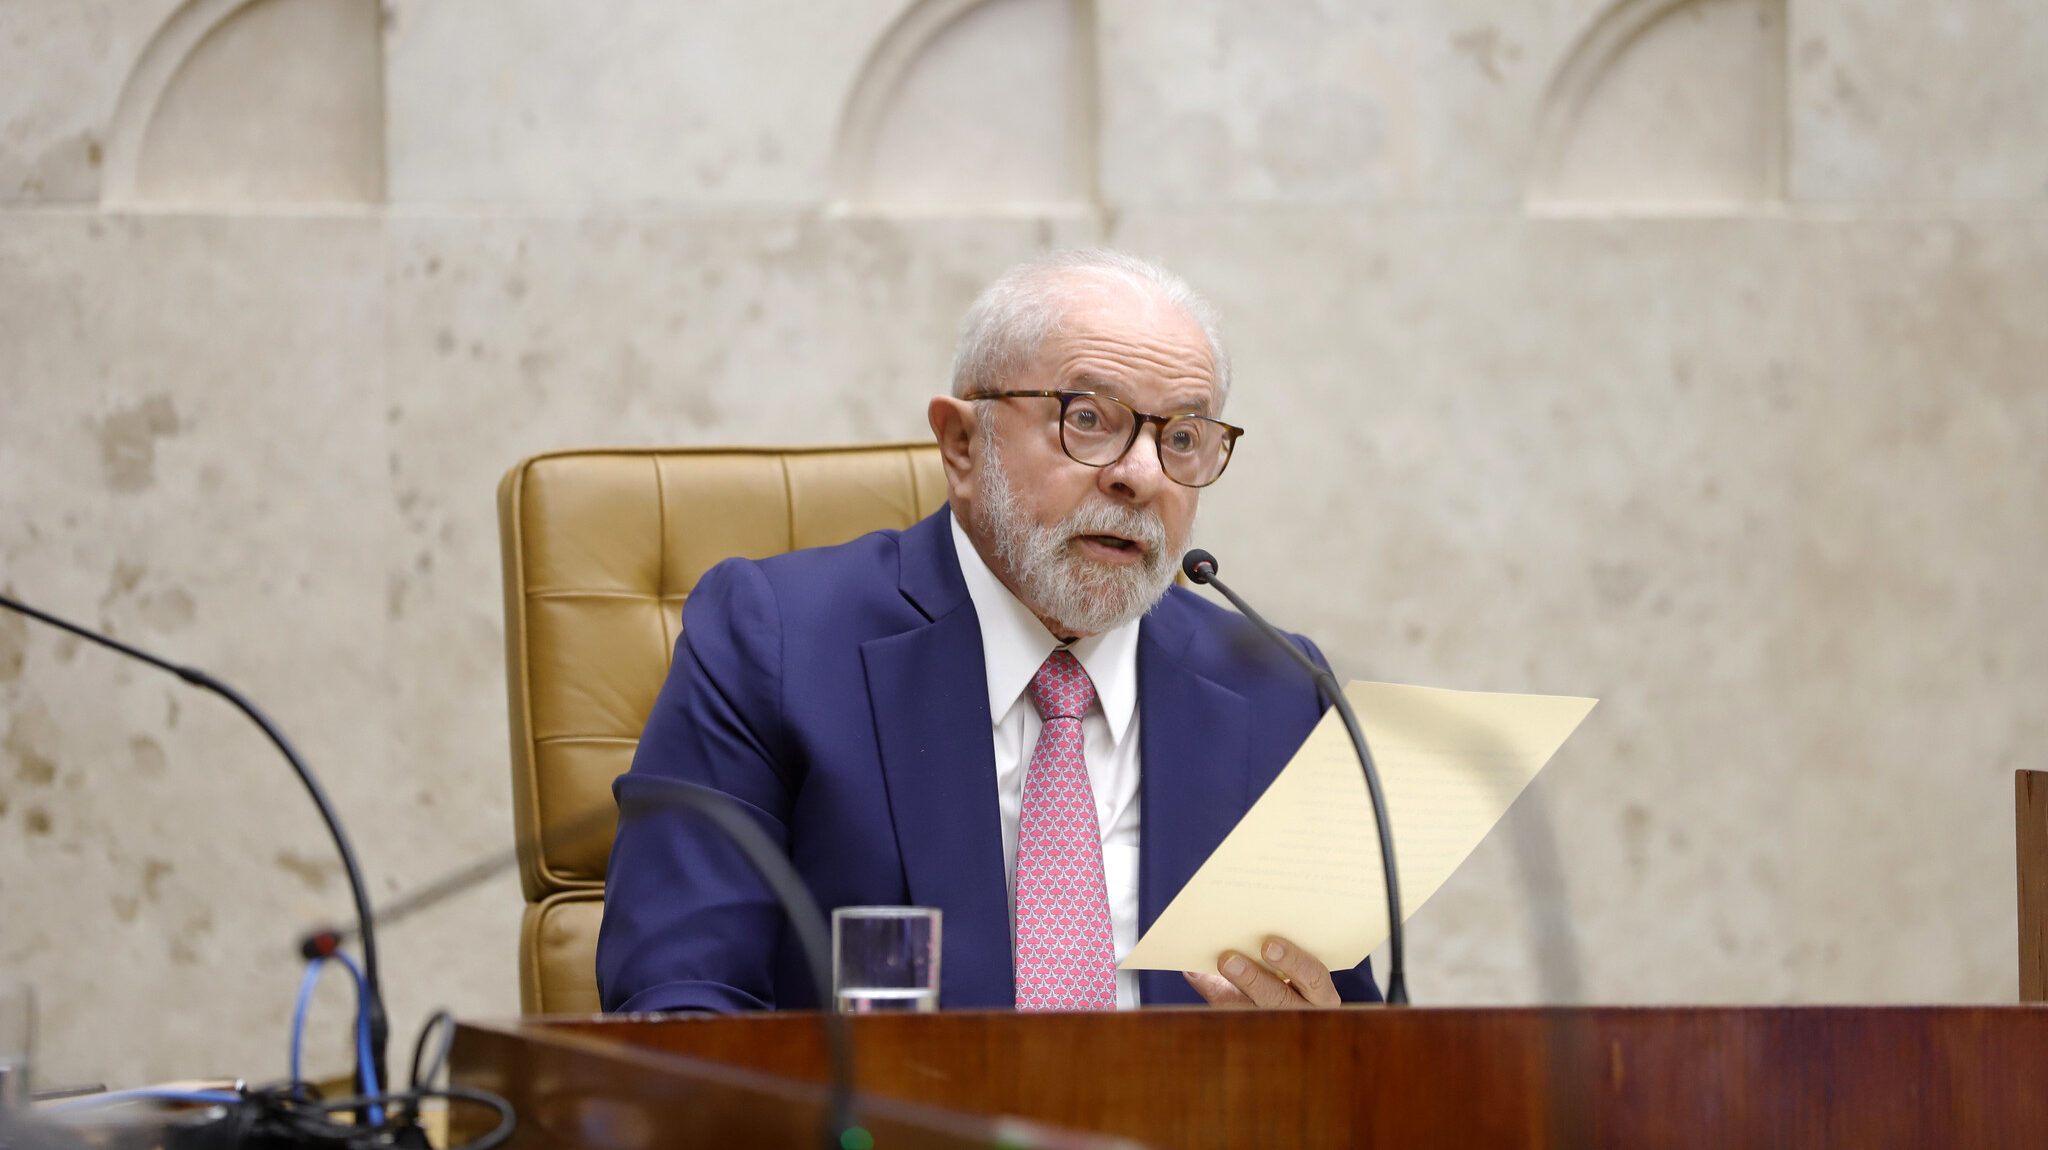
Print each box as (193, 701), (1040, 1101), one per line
(1179, 554), (1410, 1005)
(200, 1084), (513, 1150)
(0, 592), (394, 1087)
(388, 1008), (457, 1132)
(407, 1010), (457, 1092)
(308, 1087), (515, 1150)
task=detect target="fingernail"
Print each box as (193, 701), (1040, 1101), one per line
(1182, 970), (1198, 981)
(1223, 954), (1249, 978)
(1264, 939), (1285, 962)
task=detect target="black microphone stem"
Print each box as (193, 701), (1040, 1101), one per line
(305, 780), (860, 1150)
(616, 781), (856, 1149)
(0, 593), (391, 1091)
(1181, 566), (1410, 1005)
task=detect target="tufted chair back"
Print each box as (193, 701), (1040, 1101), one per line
(497, 444), (948, 1013)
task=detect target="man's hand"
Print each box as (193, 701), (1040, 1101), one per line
(1182, 935), (1342, 1008)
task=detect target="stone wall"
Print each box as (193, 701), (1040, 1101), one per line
(3, 0), (2044, 1087)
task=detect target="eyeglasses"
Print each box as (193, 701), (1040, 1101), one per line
(965, 390), (1244, 488)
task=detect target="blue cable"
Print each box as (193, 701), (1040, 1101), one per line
(290, 957), (327, 1090)
(46, 1088), (242, 1111)
(288, 953), (383, 1126)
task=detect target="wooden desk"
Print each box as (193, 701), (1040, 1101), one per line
(451, 1005), (2048, 1148)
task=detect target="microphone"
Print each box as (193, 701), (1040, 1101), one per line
(1179, 550), (1409, 1005)
(0, 593), (394, 1095)
(300, 780), (860, 1150)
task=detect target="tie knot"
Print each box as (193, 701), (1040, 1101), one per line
(1027, 649), (1096, 722)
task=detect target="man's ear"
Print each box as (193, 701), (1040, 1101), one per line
(928, 395), (978, 503)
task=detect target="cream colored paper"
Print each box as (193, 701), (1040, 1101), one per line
(1120, 681), (1596, 973)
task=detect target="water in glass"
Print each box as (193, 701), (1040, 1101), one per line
(831, 906), (941, 1015)
(835, 986), (939, 1013)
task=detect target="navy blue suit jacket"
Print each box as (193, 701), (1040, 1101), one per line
(597, 506), (1380, 1011)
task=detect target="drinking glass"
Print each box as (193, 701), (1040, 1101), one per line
(831, 906), (941, 1013)
(0, 981), (32, 1110)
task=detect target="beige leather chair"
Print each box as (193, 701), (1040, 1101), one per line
(497, 444), (948, 1013)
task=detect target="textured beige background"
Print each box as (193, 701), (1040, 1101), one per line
(2, 0), (2045, 1090)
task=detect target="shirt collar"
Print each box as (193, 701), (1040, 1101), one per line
(950, 513), (1140, 745)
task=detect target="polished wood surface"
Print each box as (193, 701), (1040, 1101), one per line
(448, 1016), (1122, 1149)
(455, 1006), (2048, 1149)
(2019, 769), (2048, 1001)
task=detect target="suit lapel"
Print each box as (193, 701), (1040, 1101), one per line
(1135, 604), (1250, 1003)
(862, 509), (1015, 1008)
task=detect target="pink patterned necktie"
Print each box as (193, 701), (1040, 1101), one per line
(1013, 648), (1118, 1011)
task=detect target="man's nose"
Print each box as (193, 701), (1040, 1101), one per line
(1099, 425), (1169, 501)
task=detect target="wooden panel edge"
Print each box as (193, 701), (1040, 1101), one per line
(2017, 770), (2048, 1001)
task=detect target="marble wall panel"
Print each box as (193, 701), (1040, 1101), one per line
(1791, 0), (2048, 201)
(1764, 219), (2048, 998)
(382, 0), (906, 204)
(1533, 0), (1786, 209)
(0, 0), (184, 202)
(1096, 0), (1612, 205)
(847, 0), (1093, 211)
(131, 0), (385, 204)
(0, 213), (395, 1086)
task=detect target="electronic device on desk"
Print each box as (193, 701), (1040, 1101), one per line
(12, 1066), (489, 1150)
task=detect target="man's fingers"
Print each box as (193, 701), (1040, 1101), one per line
(1217, 950), (1300, 1008)
(1183, 969), (1251, 1006)
(1184, 969), (1250, 1005)
(1260, 936), (1341, 1008)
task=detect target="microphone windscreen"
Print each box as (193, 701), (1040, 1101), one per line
(1181, 548), (1218, 583)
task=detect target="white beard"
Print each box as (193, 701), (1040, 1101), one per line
(973, 432), (1188, 635)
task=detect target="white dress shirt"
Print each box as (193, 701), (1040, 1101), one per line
(950, 516), (1144, 1008)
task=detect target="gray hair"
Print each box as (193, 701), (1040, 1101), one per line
(948, 249), (1232, 410)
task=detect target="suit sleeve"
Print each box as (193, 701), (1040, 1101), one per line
(1292, 632), (1386, 1005)
(597, 557), (796, 1012)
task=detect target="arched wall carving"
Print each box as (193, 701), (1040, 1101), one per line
(1529, 0), (1785, 212)
(103, 0), (384, 205)
(832, 0), (1098, 214)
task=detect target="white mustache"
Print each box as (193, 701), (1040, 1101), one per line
(1060, 500), (1168, 556)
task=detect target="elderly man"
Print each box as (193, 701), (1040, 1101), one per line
(599, 249), (1378, 1011)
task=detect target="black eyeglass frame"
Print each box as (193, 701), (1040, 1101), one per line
(964, 389), (1245, 488)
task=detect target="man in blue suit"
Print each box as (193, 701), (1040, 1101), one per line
(600, 250), (1378, 1011)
